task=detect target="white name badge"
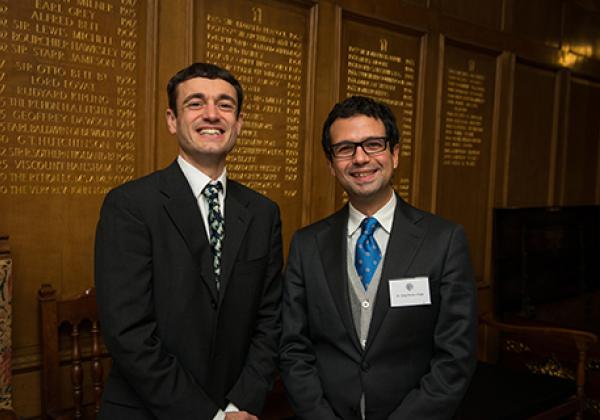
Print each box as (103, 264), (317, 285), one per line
(389, 277), (431, 307)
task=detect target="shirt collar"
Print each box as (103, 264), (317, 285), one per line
(177, 155), (227, 198)
(348, 193), (397, 237)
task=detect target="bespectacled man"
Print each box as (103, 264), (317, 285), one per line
(280, 95), (478, 420)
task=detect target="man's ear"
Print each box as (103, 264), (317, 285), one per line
(235, 112), (244, 135)
(165, 109), (177, 135)
(328, 159), (336, 177)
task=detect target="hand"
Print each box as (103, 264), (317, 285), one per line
(224, 412), (258, 420)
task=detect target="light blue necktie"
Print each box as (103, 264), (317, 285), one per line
(355, 217), (382, 290)
(202, 182), (224, 290)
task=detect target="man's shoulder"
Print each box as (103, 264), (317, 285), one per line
(292, 207), (346, 241)
(105, 169), (163, 199)
(397, 198), (459, 230)
(227, 179), (279, 211)
(101, 164), (184, 210)
(394, 200), (466, 250)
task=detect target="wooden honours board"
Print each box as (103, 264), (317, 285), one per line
(0, 0), (150, 354)
(0, 0), (148, 196)
(437, 41), (499, 281)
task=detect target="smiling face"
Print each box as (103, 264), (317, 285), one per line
(166, 76), (243, 177)
(328, 115), (399, 215)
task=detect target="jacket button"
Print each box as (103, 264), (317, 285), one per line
(211, 301), (217, 309)
(361, 361), (370, 371)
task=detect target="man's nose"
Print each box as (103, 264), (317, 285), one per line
(352, 145), (370, 164)
(203, 101), (219, 120)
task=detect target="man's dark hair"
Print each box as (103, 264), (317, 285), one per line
(321, 95), (400, 160)
(167, 62), (244, 117)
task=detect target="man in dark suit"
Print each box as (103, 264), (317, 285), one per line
(95, 63), (282, 420)
(280, 96), (477, 420)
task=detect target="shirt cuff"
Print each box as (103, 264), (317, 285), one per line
(225, 402), (240, 412)
(213, 402), (239, 419)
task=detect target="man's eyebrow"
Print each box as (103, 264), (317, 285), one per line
(216, 93), (237, 104)
(182, 93), (205, 105)
(182, 93), (237, 105)
(334, 136), (386, 144)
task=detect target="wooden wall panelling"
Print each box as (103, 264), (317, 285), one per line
(0, 0), (158, 415)
(556, 70), (571, 205)
(563, 0), (600, 62)
(438, 0), (505, 32)
(194, 0), (317, 249)
(505, 61), (561, 207)
(559, 75), (600, 205)
(401, 0), (430, 8)
(503, 0), (562, 49)
(548, 70), (566, 206)
(303, 5), (319, 227)
(412, 29), (429, 209)
(141, 1), (159, 175)
(336, 12), (426, 208)
(481, 50), (506, 288)
(335, 0), (431, 28)
(495, 53), (514, 209)
(557, 1), (600, 78)
(424, 32), (445, 215)
(154, 0), (192, 169)
(434, 39), (501, 283)
(412, 31), (439, 213)
(308, 1), (340, 223)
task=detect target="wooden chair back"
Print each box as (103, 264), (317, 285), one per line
(484, 313), (598, 418)
(38, 284), (104, 420)
(0, 408), (18, 420)
(458, 312), (598, 420)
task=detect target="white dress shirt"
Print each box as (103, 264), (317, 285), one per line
(177, 156), (227, 238)
(347, 193), (396, 276)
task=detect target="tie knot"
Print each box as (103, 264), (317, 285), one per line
(360, 217), (379, 236)
(202, 182), (222, 199)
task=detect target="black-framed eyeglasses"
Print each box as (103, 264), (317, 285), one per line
(329, 137), (389, 159)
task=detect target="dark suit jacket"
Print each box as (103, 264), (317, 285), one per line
(95, 161), (283, 419)
(280, 196), (477, 420)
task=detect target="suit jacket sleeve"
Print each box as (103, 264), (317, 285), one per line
(226, 204), (283, 414)
(95, 187), (221, 419)
(279, 232), (341, 420)
(388, 224), (478, 420)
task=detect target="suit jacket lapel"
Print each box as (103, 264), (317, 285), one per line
(218, 181), (251, 304)
(317, 206), (362, 353)
(366, 197), (425, 347)
(159, 162), (219, 301)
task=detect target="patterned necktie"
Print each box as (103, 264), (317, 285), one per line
(202, 182), (224, 290)
(355, 217), (382, 290)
